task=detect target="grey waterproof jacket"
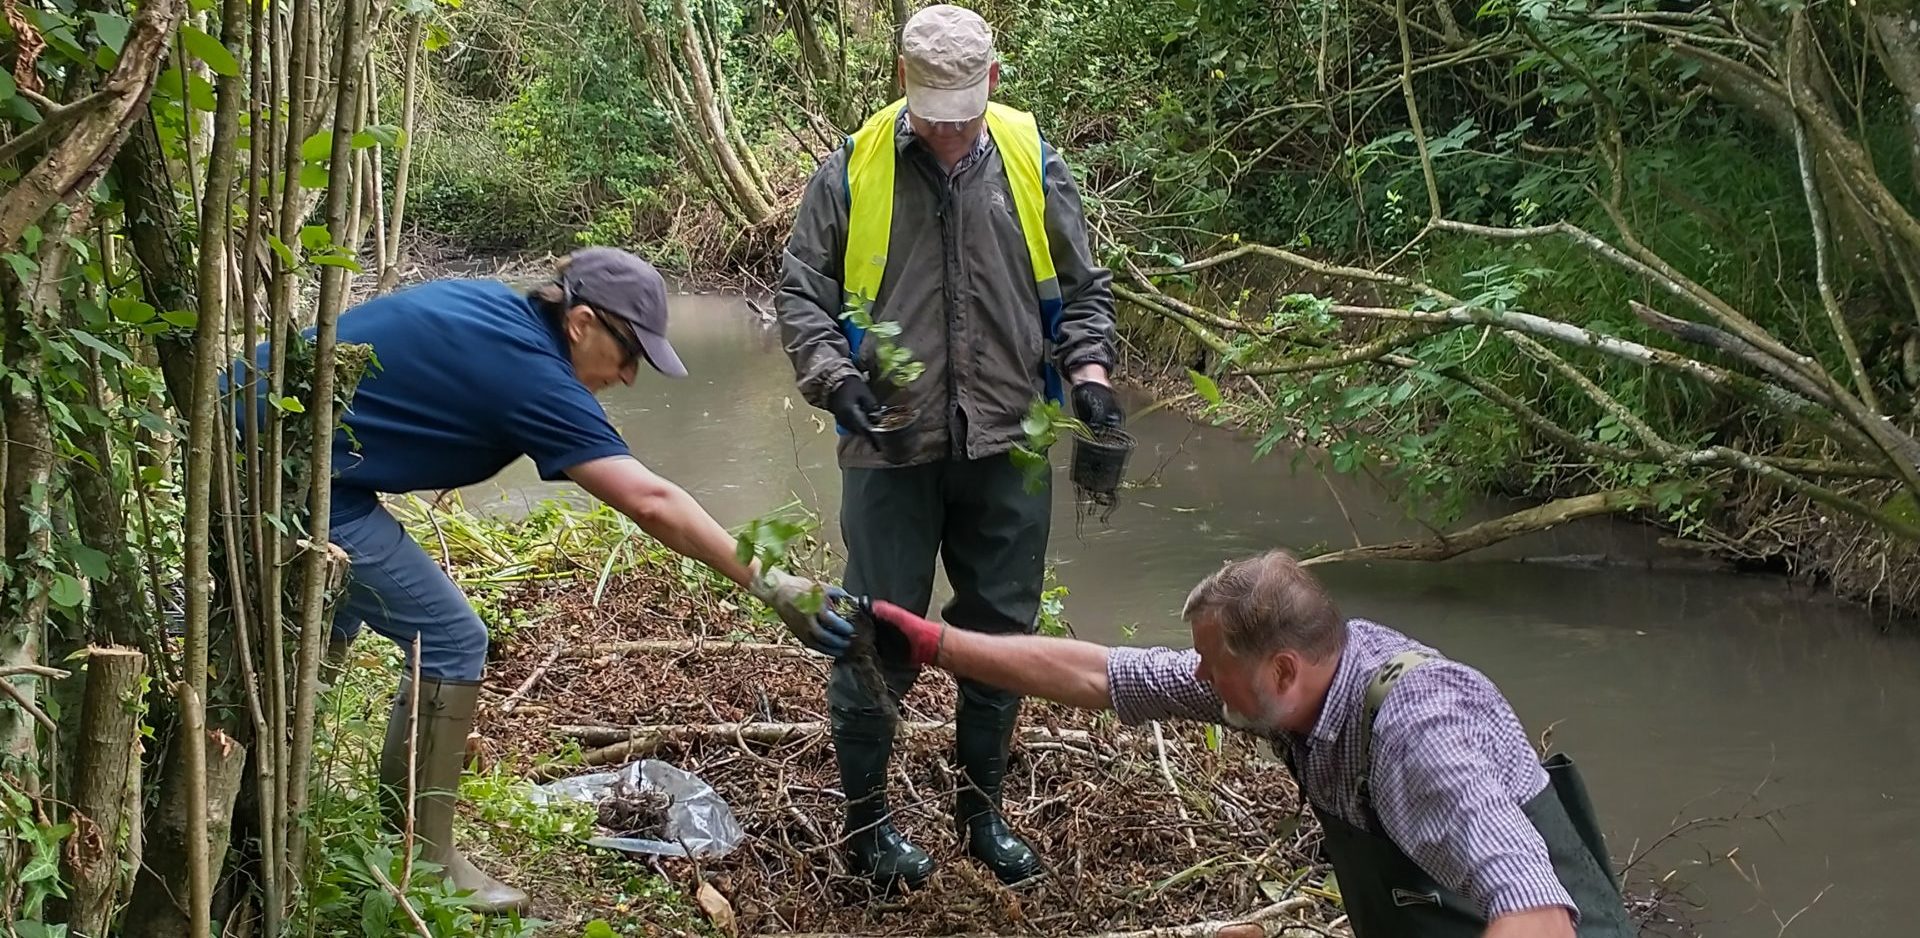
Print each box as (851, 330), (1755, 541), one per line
(776, 120), (1117, 468)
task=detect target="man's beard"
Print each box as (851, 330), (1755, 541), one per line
(1221, 696), (1287, 735)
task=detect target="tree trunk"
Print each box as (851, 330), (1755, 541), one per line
(0, 204), (93, 778)
(113, 118), (200, 409)
(67, 301), (144, 651)
(1875, 12), (1920, 197)
(60, 647), (147, 938)
(286, 0), (371, 889)
(121, 723), (248, 938)
(668, 0), (777, 223)
(377, 14), (425, 293)
(0, 0), (187, 249)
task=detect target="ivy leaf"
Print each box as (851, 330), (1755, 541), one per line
(300, 130), (334, 162)
(72, 545), (110, 580)
(160, 309), (199, 329)
(270, 395), (306, 414)
(90, 12), (131, 52)
(1189, 369), (1222, 407)
(69, 330), (134, 365)
(311, 253), (363, 273)
(424, 23), (453, 52)
(48, 573), (86, 611)
(110, 297), (157, 323)
(180, 25), (241, 77)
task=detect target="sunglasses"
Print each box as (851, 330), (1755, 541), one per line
(591, 307), (646, 367)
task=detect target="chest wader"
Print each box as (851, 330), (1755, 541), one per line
(1303, 652), (1635, 937)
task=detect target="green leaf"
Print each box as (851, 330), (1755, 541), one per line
(109, 297), (157, 323)
(48, 574), (85, 610)
(300, 130), (334, 161)
(72, 545), (110, 580)
(425, 23), (453, 52)
(1189, 369), (1222, 407)
(69, 330), (133, 365)
(265, 234), (296, 269)
(270, 395), (306, 414)
(90, 12), (131, 52)
(187, 73), (218, 112)
(310, 253), (363, 272)
(583, 921), (618, 938)
(300, 162), (331, 188)
(300, 225), (334, 251)
(160, 309), (199, 329)
(4, 94), (41, 124)
(0, 72), (15, 104)
(179, 25), (241, 77)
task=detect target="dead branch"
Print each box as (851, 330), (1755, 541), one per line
(1301, 489), (1655, 566)
(555, 639), (816, 660)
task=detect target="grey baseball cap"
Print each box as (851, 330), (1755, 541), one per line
(560, 247), (686, 378)
(901, 4), (995, 122)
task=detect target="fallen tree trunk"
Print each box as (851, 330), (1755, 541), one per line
(1302, 489), (1654, 567)
(762, 895), (1323, 938)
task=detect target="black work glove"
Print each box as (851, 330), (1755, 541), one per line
(828, 376), (881, 441)
(1071, 380), (1124, 431)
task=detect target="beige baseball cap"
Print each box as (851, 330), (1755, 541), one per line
(901, 4), (995, 122)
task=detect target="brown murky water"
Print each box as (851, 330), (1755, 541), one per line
(465, 295), (1920, 937)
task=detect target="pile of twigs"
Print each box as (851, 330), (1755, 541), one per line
(476, 573), (1346, 937)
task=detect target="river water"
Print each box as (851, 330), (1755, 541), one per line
(463, 295), (1920, 936)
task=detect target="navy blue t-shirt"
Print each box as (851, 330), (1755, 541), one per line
(252, 279), (631, 523)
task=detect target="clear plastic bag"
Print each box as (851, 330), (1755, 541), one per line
(531, 758), (745, 859)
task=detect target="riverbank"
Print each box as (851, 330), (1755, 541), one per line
(352, 497), (1705, 936)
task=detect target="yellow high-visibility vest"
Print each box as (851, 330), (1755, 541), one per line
(840, 98), (1064, 398)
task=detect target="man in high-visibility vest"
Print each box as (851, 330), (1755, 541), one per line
(777, 3), (1120, 889)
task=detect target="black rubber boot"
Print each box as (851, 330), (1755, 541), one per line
(954, 694), (1043, 885)
(833, 719), (935, 889)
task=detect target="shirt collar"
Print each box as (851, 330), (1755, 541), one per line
(1290, 620), (1362, 748)
(894, 107), (992, 163)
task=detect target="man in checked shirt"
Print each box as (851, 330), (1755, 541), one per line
(864, 550), (1634, 938)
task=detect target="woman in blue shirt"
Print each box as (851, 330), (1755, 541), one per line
(289, 248), (849, 911)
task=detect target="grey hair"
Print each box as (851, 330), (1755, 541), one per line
(1180, 550), (1346, 662)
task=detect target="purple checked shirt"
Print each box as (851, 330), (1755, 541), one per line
(1106, 618), (1576, 921)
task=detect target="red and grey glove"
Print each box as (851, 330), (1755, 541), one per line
(868, 600), (943, 667)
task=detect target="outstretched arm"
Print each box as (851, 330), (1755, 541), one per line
(870, 601), (1226, 724)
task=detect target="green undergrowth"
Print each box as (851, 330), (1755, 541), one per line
(299, 495), (790, 937)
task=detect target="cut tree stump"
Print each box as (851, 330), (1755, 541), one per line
(60, 646), (146, 938)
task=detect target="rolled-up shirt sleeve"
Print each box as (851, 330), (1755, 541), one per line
(1369, 667), (1576, 921)
(1104, 647), (1224, 726)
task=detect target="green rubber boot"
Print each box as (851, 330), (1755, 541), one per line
(380, 677), (530, 914)
(833, 720), (935, 889)
(954, 697), (1043, 885)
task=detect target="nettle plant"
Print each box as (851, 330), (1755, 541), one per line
(1010, 397), (1093, 493)
(840, 299), (925, 388)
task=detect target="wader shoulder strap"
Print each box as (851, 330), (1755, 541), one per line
(1356, 650), (1439, 807)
